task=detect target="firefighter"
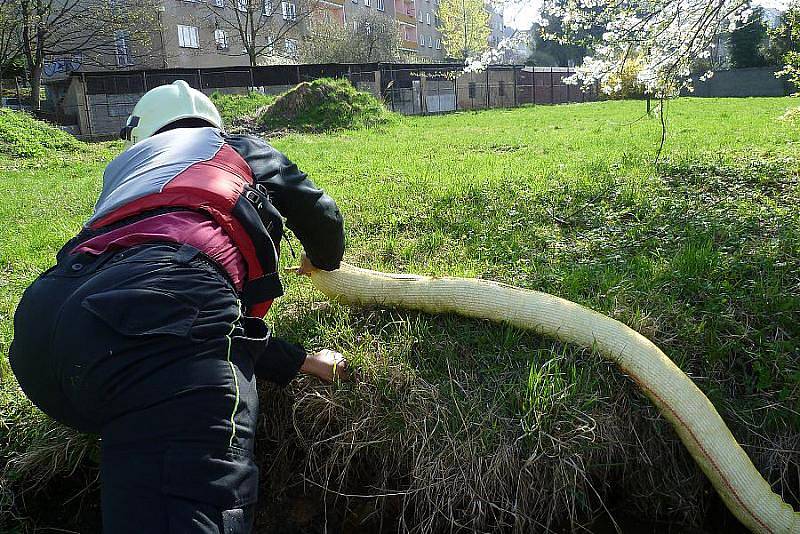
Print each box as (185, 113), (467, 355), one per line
(9, 80), (346, 533)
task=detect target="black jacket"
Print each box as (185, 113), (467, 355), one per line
(225, 134), (345, 272)
(225, 134), (345, 384)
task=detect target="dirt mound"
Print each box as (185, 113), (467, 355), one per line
(258, 78), (394, 133)
(0, 109), (83, 158)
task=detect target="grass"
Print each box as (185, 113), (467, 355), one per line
(211, 90), (276, 128)
(1, 98), (799, 532)
(0, 109), (83, 158)
(259, 78), (397, 133)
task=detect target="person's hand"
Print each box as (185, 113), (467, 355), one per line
(300, 349), (349, 382)
(286, 254), (318, 276)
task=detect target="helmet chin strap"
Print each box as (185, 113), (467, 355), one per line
(119, 116), (140, 141)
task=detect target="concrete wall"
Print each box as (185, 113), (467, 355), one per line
(688, 67), (794, 97)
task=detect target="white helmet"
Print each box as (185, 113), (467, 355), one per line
(120, 80), (223, 147)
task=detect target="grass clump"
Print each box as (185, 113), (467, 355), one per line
(211, 91), (276, 128)
(258, 77), (395, 133)
(0, 109), (83, 159)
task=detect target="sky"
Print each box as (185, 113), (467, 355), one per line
(503, 0), (792, 29)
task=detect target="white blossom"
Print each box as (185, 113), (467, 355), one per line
(540, 0), (751, 94)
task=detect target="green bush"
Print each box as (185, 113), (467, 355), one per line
(258, 77), (396, 133)
(0, 109), (83, 159)
(210, 91), (276, 126)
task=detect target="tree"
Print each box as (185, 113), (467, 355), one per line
(768, 4), (799, 87)
(200, 0), (319, 66)
(527, 2), (604, 68)
(540, 0), (758, 95)
(0, 2), (21, 97)
(302, 11), (401, 63)
(438, 0), (490, 60)
(729, 5), (768, 68)
(10, 0), (158, 110)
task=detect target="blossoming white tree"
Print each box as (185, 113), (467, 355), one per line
(537, 0), (756, 94)
(469, 0), (764, 97)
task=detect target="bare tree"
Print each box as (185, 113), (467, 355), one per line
(10, 0), (159, 110)
(303, 11), (402, 63)
(0, 1), (21, 99)
(200, 0), (320, 66)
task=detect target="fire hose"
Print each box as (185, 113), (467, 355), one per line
(306, 263), (800, 533)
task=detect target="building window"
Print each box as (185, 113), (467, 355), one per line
(177, 25), (200, 48)
(213, 0), (225, 6)
(418, 34), (424, 46)
(266, 35), (275, 54)
(263, 0), (273, 14)
(364, 21), (372, 34)
(364, 0), (371, 6)
(425, 12), (430, 24)
(427, 34), (432, 47)
(214, 29), (229, 49)
(435, 38), (441, 49)
(237, 0), (247, 11)
(376, 0), (384, 10)
(284, 38), (298, 57)
(468, 82), (476, 98)
(418, 10), (423, 22)
(281, 1), (296, 19)
(115, 31), (132, 66)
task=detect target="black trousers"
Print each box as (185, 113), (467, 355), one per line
(9, 243), (286, 533)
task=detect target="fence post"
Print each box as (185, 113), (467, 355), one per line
(197, 68), (203, 91)
(419, 74), (424, 114)
(82, 72), (94, 140)
(486, 68), (490, 108)
(15, 77), (21, 109)
(513, 65), (518, 108)
(550, 68), (554, 104)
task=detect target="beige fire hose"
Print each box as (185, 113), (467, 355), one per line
(305, 263), (800, 534)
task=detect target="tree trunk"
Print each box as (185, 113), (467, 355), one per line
(29, 64), (42, 110)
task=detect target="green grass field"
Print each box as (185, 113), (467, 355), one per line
(1, 97), (798, 532)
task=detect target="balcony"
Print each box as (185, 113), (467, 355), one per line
(394, 0), (416, 23)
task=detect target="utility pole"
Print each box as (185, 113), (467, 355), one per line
(157, 5), (168, 68)
(461, 0), (468, 59)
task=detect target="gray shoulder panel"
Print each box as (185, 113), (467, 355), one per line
(88, 127), (224, 225)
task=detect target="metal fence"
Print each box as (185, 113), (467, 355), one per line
(380, 65), (598, 114)
(46, 63), (599, 139)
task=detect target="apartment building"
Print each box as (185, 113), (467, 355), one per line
(106, 0), (446, 71)
(487, 5), (505, 49)
(45, 0), (519, 80)
(113, 0), (309, 70)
